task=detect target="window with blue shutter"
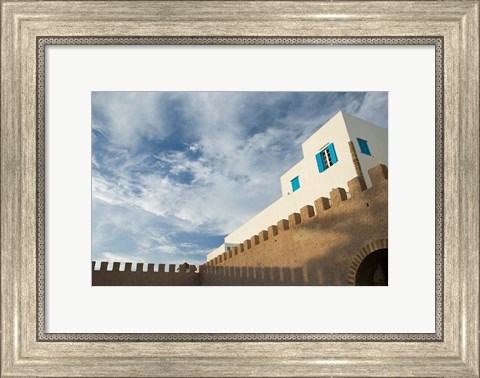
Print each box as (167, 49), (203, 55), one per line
(315, 143), (338, 173)
(328, 143), (338, 164)
(315, 152), (325, 172)
(291, 176), (300, 192)
(357, 138), (371, 156)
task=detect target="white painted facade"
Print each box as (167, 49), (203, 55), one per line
(207, 111), (387, 261)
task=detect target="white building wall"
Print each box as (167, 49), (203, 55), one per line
(342, 112), (388, 187)
(208, 243), (238, 261)
(279, 111), (358, 199)
(207, 111), (388, 261)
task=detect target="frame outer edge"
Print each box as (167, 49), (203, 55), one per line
(458, 3), (479, 375)
(1, 0), (479, 377)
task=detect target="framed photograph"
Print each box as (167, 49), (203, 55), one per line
(1, 1), (478, 377)
(90, 91), (389, 287)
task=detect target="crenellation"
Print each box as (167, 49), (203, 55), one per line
(277, 219), (290, 231)
(251, 235), (260, 246)
(259, 230), (269, 243)
(243, 239), (252, 250)
(330, 187), (347, 205)
(268, 225), (279, 238)
(347, 176), (367, 194)
(300, 205), (315, 222)
(314, 197), (331, 215)
(92, 261), (202, 285)
(368, 164), (388, 184)
(288, 212), (301, 227)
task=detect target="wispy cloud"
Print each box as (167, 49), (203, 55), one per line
(92, 92), (388, 265)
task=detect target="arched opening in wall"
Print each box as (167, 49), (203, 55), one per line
(355, 248), (388, 286)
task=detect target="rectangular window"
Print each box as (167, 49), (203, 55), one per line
(357, 138), (371, 156)
(291, 176), (300, 192)
(316, 143), (338, 173)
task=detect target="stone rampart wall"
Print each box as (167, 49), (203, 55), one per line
(92, 262), (200, 286)
(202, 164), (388, 285)
(92, 164), (388, 286)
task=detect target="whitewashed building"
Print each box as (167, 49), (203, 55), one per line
(207, 110), (388, 261)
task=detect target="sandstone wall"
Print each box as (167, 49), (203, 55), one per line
(92, 262), (200, 286)
(201, 164), (388, 286)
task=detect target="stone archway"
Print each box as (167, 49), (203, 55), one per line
(347, 239), (388, 286)
(354, 249), (388, 285)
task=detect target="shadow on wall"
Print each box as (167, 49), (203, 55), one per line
(200, 254), (388, 286)
(91, 252), (388, 286)
(207, 164), (388, 286)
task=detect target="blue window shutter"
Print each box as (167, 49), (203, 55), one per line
(328, 143), (338, 164)
(358, 139), (364, 153)
(291, 176), (300, 192)
(357, 138), (371, 155)
(316, 152), (325, 172)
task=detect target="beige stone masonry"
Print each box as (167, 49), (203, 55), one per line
(203, 164), (388, 285)
(92, 262), (199, 286)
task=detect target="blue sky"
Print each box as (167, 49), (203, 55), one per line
(92, 92), (387, 266)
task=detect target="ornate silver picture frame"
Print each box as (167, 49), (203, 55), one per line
(1, 1), (478, 376)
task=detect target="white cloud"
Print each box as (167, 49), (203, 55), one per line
(92, 92), (171, 149)
(92, 92), (388, 264)
(343, 92), (388, 128)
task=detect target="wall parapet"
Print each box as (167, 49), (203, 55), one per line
(92, 261), (198, 273)
(205, 164), (388, 268)
(92, 164), (387, 286)
(92, 262), (200, 286)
